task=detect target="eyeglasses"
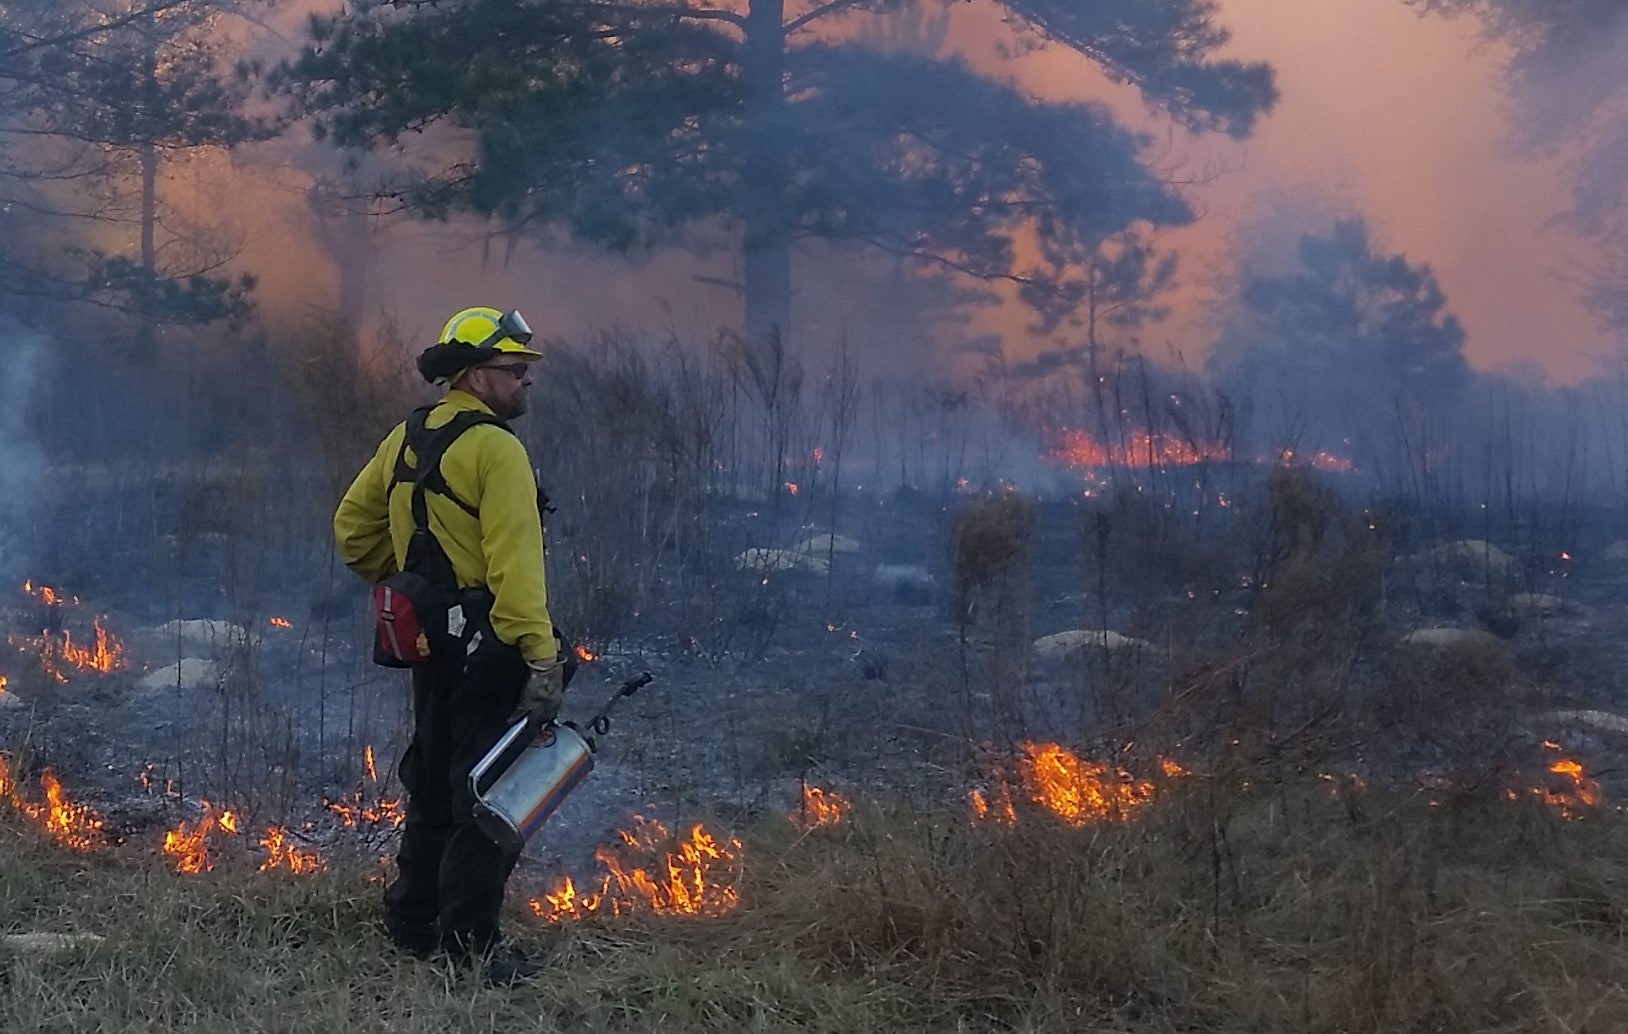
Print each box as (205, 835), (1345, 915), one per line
(473, 309), (533, 350)
(479, 362), (531, 381)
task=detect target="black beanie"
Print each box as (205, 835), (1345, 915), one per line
(415, 343), (489, 384)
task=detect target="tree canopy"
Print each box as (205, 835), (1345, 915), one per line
(278, 0), (1276, 344)
(0, 0), (262, 328)
(1208, 217), (1470, 455)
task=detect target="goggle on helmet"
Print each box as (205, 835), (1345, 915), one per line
(438, 307), (543, 359)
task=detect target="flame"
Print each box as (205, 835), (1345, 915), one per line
(785, 481), (799, 495)
(57, 619), (124, 674)
(574, 643), (597, 663)
(1533, 741), (1600, 819)
(258, 827), (326, 874)
(268, 616), (292, 629)
(22, 580), (68, 607)
(970, 744), (1183, 827)
(0, 755), (106, 851)
(1044, 427), (1230, 470)
(529, 817), (743, 922)
(811, 447), (824, 463)
(323, 744), (403, 828)
(795, 785), (851, 829)
(162, 802), (240, 873)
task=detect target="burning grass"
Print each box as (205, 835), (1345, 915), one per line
(5, 773), (1628, 1032)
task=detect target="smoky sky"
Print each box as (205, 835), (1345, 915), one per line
(235, 0), (1619, 385)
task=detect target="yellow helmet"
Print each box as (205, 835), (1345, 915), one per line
(438, 306), (543, 360)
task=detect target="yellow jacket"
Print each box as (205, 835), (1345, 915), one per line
(333, 390), (557, 663)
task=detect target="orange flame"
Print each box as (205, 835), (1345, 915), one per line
(1533, 741), (1600, 819)
(268, 617), (292, 629)
(57, 619), (124, 674)
(574, 643), (597, 663)
(794, 785), (851, 829)
(0, 755), (106, 851)
(970, 744), (1184, 827)
(529, 817), (743, 922)
(258, 827), (326, 874)
(21, 580), (68, 607)
(785, 481), (799, 495)
(162, 802), (240, 873)
(323, 744), (403, 829)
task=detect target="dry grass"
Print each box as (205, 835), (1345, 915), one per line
(5, 771), (1628, 1033)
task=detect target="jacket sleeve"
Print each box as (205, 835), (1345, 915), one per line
(475, 430), (557, 663)
(333, 428), (402, 583)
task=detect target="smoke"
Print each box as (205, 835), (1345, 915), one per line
(0, 318), (46, 585)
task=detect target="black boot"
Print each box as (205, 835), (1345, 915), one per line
(481, 947), (544, 987)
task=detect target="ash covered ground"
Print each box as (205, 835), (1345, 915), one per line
(3, 471), (1627, 890)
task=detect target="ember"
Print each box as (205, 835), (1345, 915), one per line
(969, 743), (1184, 827)
(574, 643), (598, 664)
(529, 817), (743, 922)
(268, 616), (293, 629)
(1277, 448), (1354, 473)
(1044, 427), (1230, 470)
(0, 755), (107, 852)
(794, 784), (851, 829)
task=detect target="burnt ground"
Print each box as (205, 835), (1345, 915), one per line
(4, 487), (1628, 894)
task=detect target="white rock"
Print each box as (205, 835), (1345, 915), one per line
(793, 533), (862, 556)
(1505, 593), (1576, 616)
(1547, 710), (1628, 735)
(0, 690), (22, 710)
(137, 658), (220, 693)
(1428, 540), (1515, 573)
(1034, 629), (1151, 658)
(143, 619), (248, 654)
(734, 548), (830, 575)
(1, 933), (105, 954)
(1399, 627), (1504, 652)
(873, 564), (935, 590)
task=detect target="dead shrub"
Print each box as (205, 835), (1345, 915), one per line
(950, 494), (1035, 735)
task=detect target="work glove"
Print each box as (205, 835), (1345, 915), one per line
(515, 655), (566, 733)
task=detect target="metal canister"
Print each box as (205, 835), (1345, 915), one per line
(467, 719), (596, 850)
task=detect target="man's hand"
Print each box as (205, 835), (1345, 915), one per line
(516, 656), (566, 731)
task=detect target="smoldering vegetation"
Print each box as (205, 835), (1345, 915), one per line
(7, 319), (1628, 1029)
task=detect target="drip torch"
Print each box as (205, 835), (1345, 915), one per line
(468, 672), (653, 849)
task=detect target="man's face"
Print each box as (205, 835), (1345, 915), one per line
(463, 359), (535, 419)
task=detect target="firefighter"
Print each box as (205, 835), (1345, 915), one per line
(334, 306), (565, 985)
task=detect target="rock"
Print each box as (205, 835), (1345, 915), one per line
(1, 933), (105, 954)
(141, 619), (249, 655)
(0, 690), (22, 710)
(1034, 629), (1151, 658)
(1547, 709), (1628, 735)
(793, 533), (862, 556)
(1399, 627), (1505, 652)
(1504, 593), (1577, 617)
(1427, 540), (1515, 574)
(873, 564), (935, 604)
(734, 549), (830, 575)
(137, 658), (220, 693)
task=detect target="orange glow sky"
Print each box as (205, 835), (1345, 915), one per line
(240, 0), (1617, 384)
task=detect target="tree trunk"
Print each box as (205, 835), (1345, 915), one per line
(742, 0), (791, 347)
(137, 5), (158, 351)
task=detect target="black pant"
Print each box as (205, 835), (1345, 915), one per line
(383, 630), (528, 958)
